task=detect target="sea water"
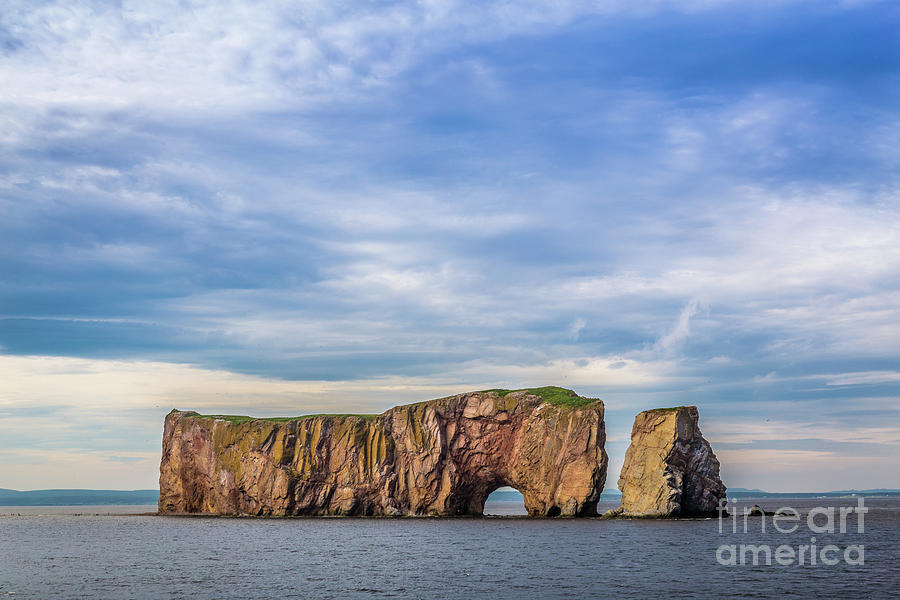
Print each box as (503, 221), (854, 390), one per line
(0, 499), (897, 598)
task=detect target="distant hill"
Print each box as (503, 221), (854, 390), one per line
(487, 487), (899, 503)
(727, 487), (900, 498)
(0, 488), (159, 506)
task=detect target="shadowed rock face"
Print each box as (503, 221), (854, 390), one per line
(617, 406), (726, 517)
(159, 389), (607, 517)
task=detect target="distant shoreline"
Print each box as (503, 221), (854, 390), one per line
(725, 488), (900, 499)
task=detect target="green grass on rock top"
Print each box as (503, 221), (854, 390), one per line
(183, 412), (378, 425)
(478, 386), (597, 408)
(177, 385), (597, 423)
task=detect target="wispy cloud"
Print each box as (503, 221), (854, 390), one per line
(653, 299), (706, 356)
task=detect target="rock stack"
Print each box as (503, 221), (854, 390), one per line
(617, 406), (726, 517)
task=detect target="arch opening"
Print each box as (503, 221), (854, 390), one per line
(483, 486), (528, 516)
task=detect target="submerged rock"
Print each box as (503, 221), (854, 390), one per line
(158, 387), (607, 517)
(617, 406), (726, 517)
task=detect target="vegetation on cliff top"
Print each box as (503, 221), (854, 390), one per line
(478, 386), (597, 408)
(644, 406), (693, 414)
(177, 385), (596, 423)
(183, 411), (377, 424)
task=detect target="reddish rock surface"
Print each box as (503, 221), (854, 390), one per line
(159, 389), (607, 517)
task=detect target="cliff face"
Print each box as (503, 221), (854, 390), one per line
(617, 406), (725, 517)
(159, 388), (607, 517)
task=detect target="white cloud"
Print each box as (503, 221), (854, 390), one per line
(0, 0), (744, 117)
(568, 317), (587, 340)
(823, 371), (900, 386)
(705, 418), (900, 447)
(653, 299), (705, 355)
(0, 448), (161, 491)
(552, 185), (900, 358)
(718, 449), (899, 492)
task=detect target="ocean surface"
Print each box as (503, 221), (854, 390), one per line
(1, 498), (897, 599)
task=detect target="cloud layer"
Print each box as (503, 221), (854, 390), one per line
(1, 0), (898, 490)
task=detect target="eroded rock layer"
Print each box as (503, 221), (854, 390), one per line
(617, 406), (725, 517)
(159, 388), (607, 517)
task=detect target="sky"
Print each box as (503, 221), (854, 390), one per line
(1, 0), (898, 493)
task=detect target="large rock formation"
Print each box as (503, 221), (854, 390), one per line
(159, 387), (607, 517)
(617, 406), (725, 517)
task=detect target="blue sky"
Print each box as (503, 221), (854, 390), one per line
(1, 0), (898, 491)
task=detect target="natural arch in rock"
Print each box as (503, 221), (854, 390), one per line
(159, 387), (608, 517)
(483, 486), (528, 516)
